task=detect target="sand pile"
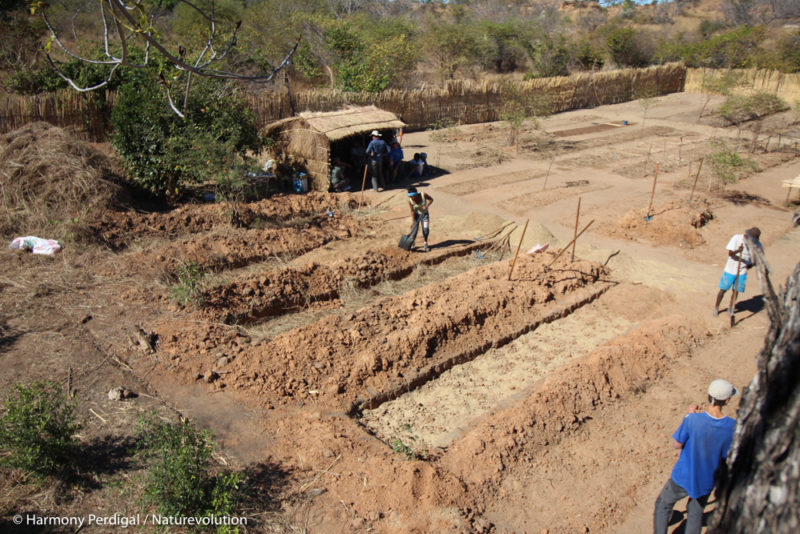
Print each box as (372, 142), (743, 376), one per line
(0, 122), (129, 239)
(609, 198), (714, 247)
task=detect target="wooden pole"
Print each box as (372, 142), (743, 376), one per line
(646, 163), (659, 218)
(542, 155), (555, 191)
(729, 244), (744, 327)
(508, 219), (530, 281)
(786, 186), (793, 207)
(689, 157), (704, 202)
(571, 197), (581, 263)
(643, 143), (652, 174)
(356, 164), (369, 217)
(546, 220), (595, 270)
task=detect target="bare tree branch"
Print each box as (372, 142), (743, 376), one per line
(32, 0), (300, 115)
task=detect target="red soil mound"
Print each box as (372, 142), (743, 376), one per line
(607, 198), (714, 247)
(152, 253), (610, 412)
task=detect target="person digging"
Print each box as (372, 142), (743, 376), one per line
(653, 379), (738, 534)
(407, 187), (433, 252)
(713, 227), (763, 318)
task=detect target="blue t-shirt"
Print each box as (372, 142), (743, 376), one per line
(365, 138), (388, 161)
(388, 147), (404, 165)
(670, 412), (735, 498)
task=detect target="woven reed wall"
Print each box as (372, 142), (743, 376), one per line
(1, 64), (685, 139)
(685, 68), (800, 103)
(248, 63), (686, 131)
(0, 90), (115, 141)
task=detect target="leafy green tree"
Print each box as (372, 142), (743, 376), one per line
(424, 22), (482, 82)
(604, 26), (651, 67)
(572, 38), (604, 70)
(111, 72), (262, 198)
(478, 20), (527, 73)
(318, 17), (417, 92)
(524, 34), (571, 78)
(697, 69), (743, 121)
(776, 31), (800, 73)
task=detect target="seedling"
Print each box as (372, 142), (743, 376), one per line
(390, 424), (427, 461)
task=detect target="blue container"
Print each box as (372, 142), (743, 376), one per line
(293, 172), (308, 193)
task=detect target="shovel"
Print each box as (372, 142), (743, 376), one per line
(644, 164), (659, 222)
(728, 244), (744, 327)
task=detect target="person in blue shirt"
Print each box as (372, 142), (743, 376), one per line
(365, 130), (388, 191)
(387, 140), (404, 184)
(653, 379), (738, 534)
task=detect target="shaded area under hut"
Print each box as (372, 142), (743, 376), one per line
(264, 106), (406, 192)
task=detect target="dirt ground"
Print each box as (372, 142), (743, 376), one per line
(1, 92), (799, 533)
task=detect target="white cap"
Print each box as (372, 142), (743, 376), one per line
(370, 130), (380, 137)
(708, 379), (738, 401)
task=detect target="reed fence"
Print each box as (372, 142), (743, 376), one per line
(685, 68), (800, 103)
(1, 64), (686, 140)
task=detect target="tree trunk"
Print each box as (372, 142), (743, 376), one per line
(709, 244), (800, 532)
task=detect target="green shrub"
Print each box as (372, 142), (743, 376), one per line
(663, 25), (766, 69)
(390, 424), (427, 461)
(169, 261), (206, 307)
(717, 93), (789, 124)
(603, 26), (651, 67)
(776, 31), (800, 73)
(136, 414), (243, 525)
(0, 381), (81, 479)
(524, 34), (571, 78)
(709, 139), (758, 186)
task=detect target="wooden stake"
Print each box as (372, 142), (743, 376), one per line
(508, 219), (529, 281)
(546, 220), (595, 270)
(786, 186), (793, 206)
(542, 155), (555, 191)
(356, 164), (369, 217)
(643, 144), (652, 174)
(646, 163), (659, 218)
(689, 157), (704, 202)
(729, 244), (744, 327)
(571, 197), (581, 263)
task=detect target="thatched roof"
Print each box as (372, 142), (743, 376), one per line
(268, 106), (405, 141)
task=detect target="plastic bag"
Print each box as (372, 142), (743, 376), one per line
(9, 236), (62, 256)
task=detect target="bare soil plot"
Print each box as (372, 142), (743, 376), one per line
(2, 91), (799, 533)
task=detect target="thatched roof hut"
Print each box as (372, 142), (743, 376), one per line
(264, 106), (406, 191)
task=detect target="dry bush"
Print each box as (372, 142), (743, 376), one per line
(0, 122), (129, 240)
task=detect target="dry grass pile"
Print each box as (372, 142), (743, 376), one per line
(0, 122), (129, 240)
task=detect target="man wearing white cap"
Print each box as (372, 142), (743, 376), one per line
(653, 379), (738, 534)
(365, 130), (388, 191)
(713, 227), (763, 317)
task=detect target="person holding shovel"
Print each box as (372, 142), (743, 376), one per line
(713, 227), (763, 317)
(366, 130), (388, 192)
(653, 379), (738, 534)
(407, 187), (433, 252)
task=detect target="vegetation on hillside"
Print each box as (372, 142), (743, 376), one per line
(2, 0), (799, 98)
